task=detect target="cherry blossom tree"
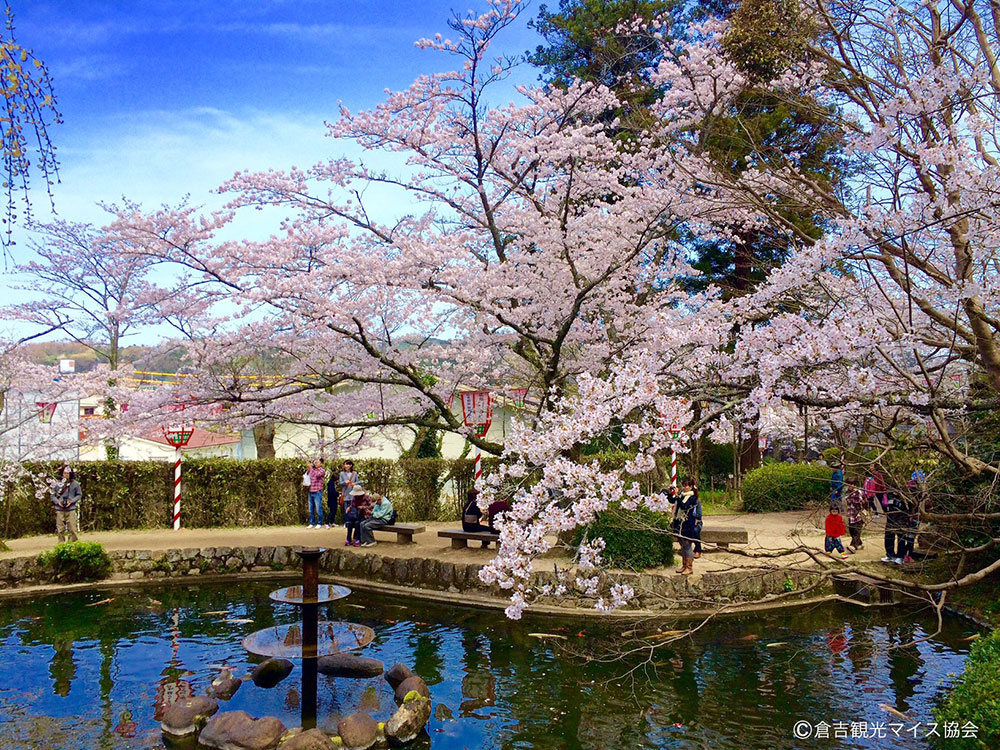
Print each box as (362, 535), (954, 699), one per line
(97, 0), (1000, 619)
(6, 219), (166, 370)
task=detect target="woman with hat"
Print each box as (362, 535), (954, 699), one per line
(344, 486), (371, 547)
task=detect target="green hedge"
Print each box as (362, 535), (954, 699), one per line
(742, 462), (835, 512)
(0, 456), (507, 537)
(37, 541), (111, 582)
(1, 453), (646, 537)
(933, 629), (1000, 749)
(573, 505), (674, 569)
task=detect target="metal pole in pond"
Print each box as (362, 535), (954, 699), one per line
(296, 547), (323, 731)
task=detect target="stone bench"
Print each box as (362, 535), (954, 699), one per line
(699, 526), (749, 549)
(375, 524), (426, 544)
(438, 529), (499, 549)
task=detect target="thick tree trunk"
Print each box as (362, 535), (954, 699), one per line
(253, 422), (277, 459)
(740, 430), (761, 473)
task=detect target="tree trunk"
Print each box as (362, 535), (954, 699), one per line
(253, 422), (277, 459)
(739, 430), (761, 473)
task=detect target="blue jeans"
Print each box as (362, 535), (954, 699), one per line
(308, 492), (324, 525)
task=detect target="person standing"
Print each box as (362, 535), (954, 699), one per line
(338, 460), (359, 521)
(882, 492), (905, 564)
(830, 463), (845, 511)
(863, 473), (879, 515)
(898, 490), (919, 563)
(672, 479), (699, 576)
(306, 459), (327, 528)
(326, 473), (340, 527)
(872, 465), (889, 513)
(51, 465), (82, 543)
(845, 480), (866, 551)
(360, 494), (395, 547)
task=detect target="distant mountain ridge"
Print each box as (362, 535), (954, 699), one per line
(21, 341), (187, 373)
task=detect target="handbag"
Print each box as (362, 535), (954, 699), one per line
(301, 472), (311, 488)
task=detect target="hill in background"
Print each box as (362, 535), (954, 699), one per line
(21, 341), (188, 373)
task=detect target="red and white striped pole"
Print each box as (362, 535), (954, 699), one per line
(670, 424), (682, 488)
(474, 445), (482, 489)
(172, 447), (182, 530)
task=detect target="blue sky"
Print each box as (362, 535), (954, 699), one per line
(6, 0), (543, 257)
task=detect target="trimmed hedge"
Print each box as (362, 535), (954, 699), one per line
(573, 505), (674, 570)
(0, 456), (502, 537)
(933, 628), (1000, 749)
(1, 452), (650, 537)
(743, 462), (835, 512)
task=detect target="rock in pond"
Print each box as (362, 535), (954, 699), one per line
(386, 694), (431, 746)
(160, 695), (219, 736)
(316, 653), (384, 678)
(251, 658), (294, 688)
(393, 675), (430, 705)
(207, 668), (241, 700)
(281, 727), (338, 749)
(433, 703), (453, 721)
(199, 710), (286, 750)
(384, 663), (415, 690)
(337, 711), (379, 750)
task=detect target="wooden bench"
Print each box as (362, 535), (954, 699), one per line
(438, 529), (499, 549)
(374, 524), (426, 544)
(699, 526), (749, 550)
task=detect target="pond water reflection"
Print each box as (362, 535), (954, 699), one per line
(0, 581), (977, 749)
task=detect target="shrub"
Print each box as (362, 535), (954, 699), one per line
(742, 462), (834, 512)
(933, 629), (1000, 749)
(37, 541), (111, 582)
(573, 505), (674, 570)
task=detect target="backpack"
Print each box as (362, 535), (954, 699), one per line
(388, 508), (398, 525)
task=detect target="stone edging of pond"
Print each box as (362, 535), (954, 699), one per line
(0, 543), (899, 620)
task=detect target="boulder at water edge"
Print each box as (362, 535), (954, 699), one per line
(280, 727), (338, 750)
(385, 694), (431, 746)
(393, 676), (430, 705)
(198, 710), (287, 750)
(316, 653), (384, 678)
(160, 695), (219, 737)
(251, 658), (294, 688)
(336, 712), (379, 750)
(384, 663), (414, 690)
(207, 669), (241, 700)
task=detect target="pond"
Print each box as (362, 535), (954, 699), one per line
(0, 580), (979, 749)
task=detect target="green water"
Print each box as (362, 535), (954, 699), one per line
(0, 581), (978, 749)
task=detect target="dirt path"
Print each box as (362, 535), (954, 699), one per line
(2, 510), (892, 577)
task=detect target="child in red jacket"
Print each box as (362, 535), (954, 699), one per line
(824, 506), (849, 559)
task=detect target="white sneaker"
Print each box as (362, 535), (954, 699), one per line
(881, 556), (893, 562)
(308, 524), (316, 529)
(362, 542), (376, 547)
(893, 557), (904, 565)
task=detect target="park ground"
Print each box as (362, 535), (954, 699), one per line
(0, 508), (892, 572)
(3, 509), (996, 625)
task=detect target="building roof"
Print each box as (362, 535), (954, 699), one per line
(142, 427), (241, 449)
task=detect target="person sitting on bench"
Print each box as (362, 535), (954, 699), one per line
(487, 498), (510, 533)
(462, 489), (490, 532)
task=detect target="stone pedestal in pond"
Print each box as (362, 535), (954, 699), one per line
(159, 548), (431, 748)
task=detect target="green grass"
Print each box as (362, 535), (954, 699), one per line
(700, 489), (741, 516)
